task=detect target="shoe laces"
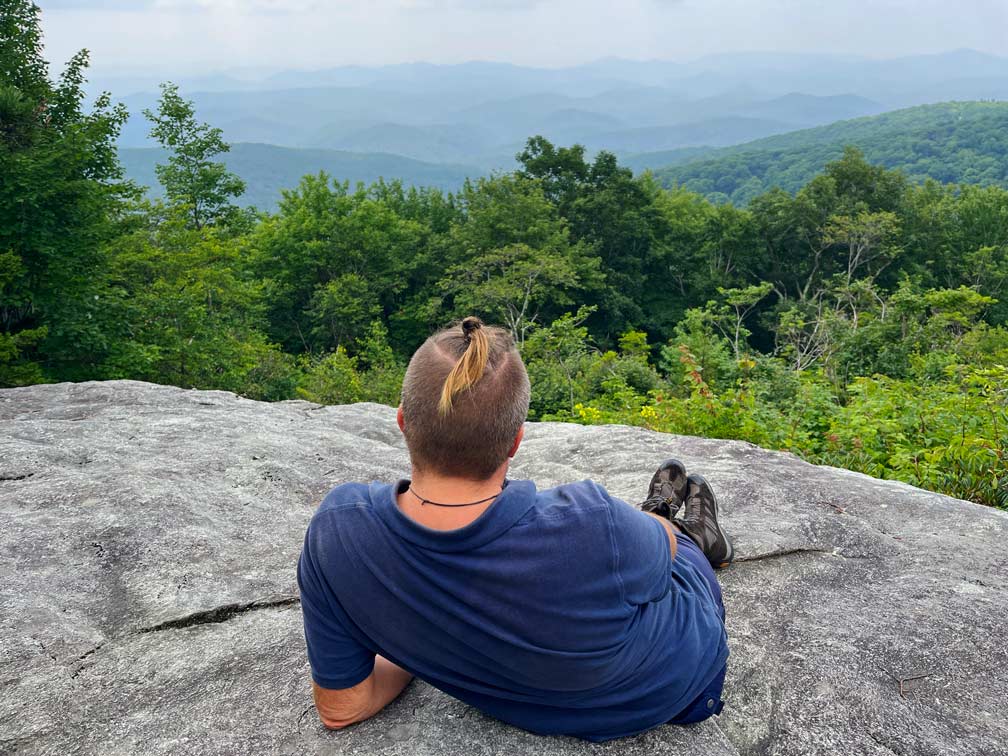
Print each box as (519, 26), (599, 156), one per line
(640, 494), (672, 516)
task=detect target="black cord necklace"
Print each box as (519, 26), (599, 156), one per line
(408, 484), (504, 508)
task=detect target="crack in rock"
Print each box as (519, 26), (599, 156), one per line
(734, 547), (873, 564)
(0, 472), (35, 481)
(735, 547), (832, 563)
(75, 643), (104, 663)
(69, 643), (107, 680)
(137, 596), (300, 634)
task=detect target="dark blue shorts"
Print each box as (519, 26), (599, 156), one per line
(668, 663), (727, 724)
(667, 532), (727, 725)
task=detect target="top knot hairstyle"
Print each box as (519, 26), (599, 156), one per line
(400, 316), (530, 481)
(439, 316), (489, 415)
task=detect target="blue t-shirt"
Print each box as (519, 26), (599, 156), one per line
(297, 477), (729, 742)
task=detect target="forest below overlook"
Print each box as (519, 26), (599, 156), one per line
(2, 2), (1006, 509)
(652, 101), (1008, 206)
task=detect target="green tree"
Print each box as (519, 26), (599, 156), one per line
(355, 319), (406, 405)
(822, 210), (901, 286)
(517, 137), (662, 340)
(0, 0), (130, 385)
(647, 187), (759, 335)
(516, 136), (590, 213)
(774, 297), (841, 372)
(568, 151), (657, 337)
(102, 206), (294, 399)
(306, 273), (381, 351)
(294, 321), (405, 407)
(522, 306), (597, 417)
(436, 174), (602, 344)
(439, 242), (598, 347)
(144, 82), (245, 230)
(296, 347), (363, 405)
(703, 282), (775, 360)
(822, 146), (907, 214)
(249, 174), (424, 355)
(660, 308), (736, 390)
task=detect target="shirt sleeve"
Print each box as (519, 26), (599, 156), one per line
(297, 517), (376, 689)
(600, 484), (673, 606)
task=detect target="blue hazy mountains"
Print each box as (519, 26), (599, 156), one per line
(108, 51), (1008, 208)
(118, 144), (478, 210)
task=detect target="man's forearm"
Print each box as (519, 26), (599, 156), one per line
(314, 655), (413, 729)
(643, 511), (679, 560)
(365, 656), (414, 719)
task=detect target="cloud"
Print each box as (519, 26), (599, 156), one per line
(39, 0), (147, 7)
(400, 0), (544, 8)
(37, 0), (1008, 73)
(40, 0), (544, 10)
(151, 0), (322, 10)
(40, 0), (324, 11)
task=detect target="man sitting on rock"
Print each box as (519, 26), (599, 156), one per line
(297, 316), (733, 741)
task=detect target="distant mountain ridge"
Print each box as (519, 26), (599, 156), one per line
(104, 50), (1005, 170)
(119, 101), (1008, 212)
(90, 49), (1008, 100)
(645, 101), (1008, 204)
(119, 144), (479, 210)
(113, 87), (887, 170)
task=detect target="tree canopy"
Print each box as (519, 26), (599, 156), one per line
(654, 102), (1008, 206)
(1, 0), (131, 384)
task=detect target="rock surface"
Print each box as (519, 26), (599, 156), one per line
(1, 380), (1006, 756)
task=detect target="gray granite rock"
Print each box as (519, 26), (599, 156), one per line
(1, 380), (1006, 756)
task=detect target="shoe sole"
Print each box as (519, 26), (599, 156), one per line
(687, 474), (734, 569)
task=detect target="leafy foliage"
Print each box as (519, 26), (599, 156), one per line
(143, 82), (246, 230)
(1, 0), (131, 385)
(102, 205), (295, 400)
(655, 102), (1008, 206)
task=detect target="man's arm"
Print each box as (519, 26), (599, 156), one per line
(312, 655), (413, 730)
(643, 511), (679, 561)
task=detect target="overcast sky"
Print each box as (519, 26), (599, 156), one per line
(36, 0), (1008, 74)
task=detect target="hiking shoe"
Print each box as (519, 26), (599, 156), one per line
(676, 474), (734, 569)
(640, 458), (689, 520)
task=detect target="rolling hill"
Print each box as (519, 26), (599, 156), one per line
(647, 101), (1008, 205)
(107, 52), (1000, 170)
(113, 87), (890, 171)
(119, 99), (1008, 211)
(119, 143), (480, 210)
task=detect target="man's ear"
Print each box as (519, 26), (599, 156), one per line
(507, 425), (525, 458)
(397, 406), (406, 434)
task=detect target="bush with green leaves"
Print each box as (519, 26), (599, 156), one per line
(1, 0), (131, 385)
(811, 365), (1007, 508)
(295, 321), (405, 406)
(523, 308), (1005, 509)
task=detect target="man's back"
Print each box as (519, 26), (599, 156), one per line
(298, 476), (729, 741)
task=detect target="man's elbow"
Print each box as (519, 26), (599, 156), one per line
(318, 707), (365, 731)
(319, 714), (352, 731)
(316, 700), (370, 731)
(312, 671), (377, 731)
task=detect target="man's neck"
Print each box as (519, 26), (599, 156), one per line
(396, 467), (508, 531)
